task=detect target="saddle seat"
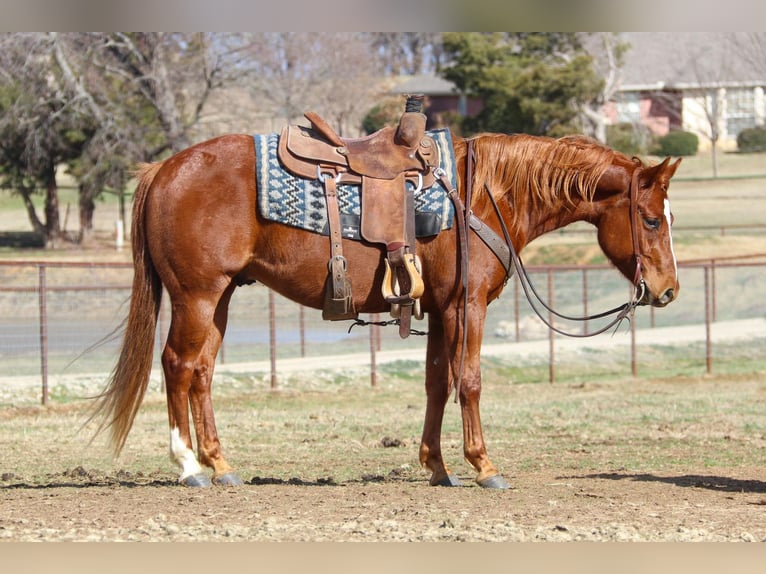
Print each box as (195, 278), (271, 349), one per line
(276, 96), (438, 336)
(278, 111), (437, 187)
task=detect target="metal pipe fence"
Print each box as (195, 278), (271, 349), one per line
(1, 258), (764, 405)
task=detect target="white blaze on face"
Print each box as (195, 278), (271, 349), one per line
(664, 198), (678, 278)
(169, 427), (203, 480)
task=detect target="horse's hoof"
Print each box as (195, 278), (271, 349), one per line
(180, 473), (212, 487)
(431, 474), (462, 487)
(213, 472), (244, 486)
(477, 474), (511, 489)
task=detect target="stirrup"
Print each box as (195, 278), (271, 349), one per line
(381, 255), (424, 303)
(384, 255), (424, 320)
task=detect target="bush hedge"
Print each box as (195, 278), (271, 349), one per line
(655, 130), (699, 156)
(606, 123), (655, 156)
(737, 126), (766, 152)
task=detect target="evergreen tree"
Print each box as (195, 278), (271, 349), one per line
(441, 33), (604, 137)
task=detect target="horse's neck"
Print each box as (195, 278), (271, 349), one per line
(523, 196), (591, 246)
(522, 162), (628, 244)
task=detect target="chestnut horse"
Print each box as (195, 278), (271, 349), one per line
(91, 131), (681, 488)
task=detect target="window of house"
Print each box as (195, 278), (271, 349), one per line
(726, 88), (756, 137)
(616, 92), (641, 124)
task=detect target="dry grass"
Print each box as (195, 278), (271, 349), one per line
(2, 366), (765, 485)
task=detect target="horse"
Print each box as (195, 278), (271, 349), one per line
(90, 130), (681, 488)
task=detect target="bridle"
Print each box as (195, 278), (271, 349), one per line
(488, 161), (647, 338)
(628, 162), (647, 303)
(436, 141), (647, 399)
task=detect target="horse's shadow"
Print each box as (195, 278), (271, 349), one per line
(567, 471), (766, 496)
(0, 468), (420, 490)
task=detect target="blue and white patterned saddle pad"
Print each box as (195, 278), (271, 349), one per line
(253, 128), (456, 240)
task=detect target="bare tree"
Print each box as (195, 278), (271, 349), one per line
(0, 33), (92, 245)
(1, 32), (246, 244)
(619, 33), (761, 177)
(73, 32), (239, 234)
(243, 32), (325, 126)
(242, 33), (385, 135)
(682, 34), (750, 177)
(308, 33), (386, 136)
(730, 32), (766, 78)
(581, 32), (629, 143)
(89, 32), (231, 155)
(369, 33), (444, 75)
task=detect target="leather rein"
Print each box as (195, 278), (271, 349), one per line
(436, 141), (646, 400)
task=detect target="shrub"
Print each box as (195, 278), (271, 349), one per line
(655, 130), (698, 156)
(737, 126), (766, 152)
(606, 123), (655, 156)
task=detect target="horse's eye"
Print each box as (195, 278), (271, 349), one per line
(643, 217), (661, 230)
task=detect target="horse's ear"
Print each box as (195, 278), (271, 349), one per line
(641, 157), (681, 188)
(639, 158), (666, 187)
(665, 157), (682, 179)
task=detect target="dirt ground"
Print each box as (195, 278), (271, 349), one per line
(2, 322), (766, 542)
(1, 464), (765, 542)
(2, 373), (766, 542)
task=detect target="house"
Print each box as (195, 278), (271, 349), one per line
(393, 33), (766, 151)
(391, 74), (483, 132)
(603, 33), (765, 151)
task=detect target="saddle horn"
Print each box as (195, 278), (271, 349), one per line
(396, 94), (426, 148)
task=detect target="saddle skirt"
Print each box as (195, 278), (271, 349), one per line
(253, 128), (457, 240)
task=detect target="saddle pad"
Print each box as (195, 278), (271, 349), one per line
(253, 128), (456, 240)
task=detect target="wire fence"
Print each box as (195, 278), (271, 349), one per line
(1, 256), (765, 405)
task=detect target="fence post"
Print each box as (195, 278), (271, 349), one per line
(269, 289), (278, 389)
(513, 278), (520, 342)
(299, 305), (306, 358)
(630, 284), (637, 377)
(37, 265), (49, 406)
(711, 259), (717, 323)
(369, 313), (378, 388)
(581, 268), (588, 335)
(704, 265), (712, 374)
(548, 269), (555, 384)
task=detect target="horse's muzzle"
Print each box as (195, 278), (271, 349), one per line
(635, 281), (677, 307)
(642, 287), (676, 308)
(655, 288), (676, 307)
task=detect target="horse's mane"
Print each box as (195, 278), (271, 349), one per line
(469, 133), (638, 229)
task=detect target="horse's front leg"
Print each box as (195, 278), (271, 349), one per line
(454, 304), (511, 489)
(458, 360), (511, 489)
(419, 314), (461, 486)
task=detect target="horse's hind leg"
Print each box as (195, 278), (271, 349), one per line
(163, 284), (241, 486)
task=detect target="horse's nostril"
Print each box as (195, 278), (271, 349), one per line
(663, 289), (674, 302)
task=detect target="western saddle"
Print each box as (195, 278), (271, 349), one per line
(277, 95), (440, 338)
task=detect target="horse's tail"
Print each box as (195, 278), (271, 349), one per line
(88, 161), (165, 456)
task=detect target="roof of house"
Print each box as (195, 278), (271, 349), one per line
(617, 32), (766, 90)
(392, 33), (766, 97)
(390, 74), (459, 96)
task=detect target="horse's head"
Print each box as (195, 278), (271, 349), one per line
(594, 156), (682, 307)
